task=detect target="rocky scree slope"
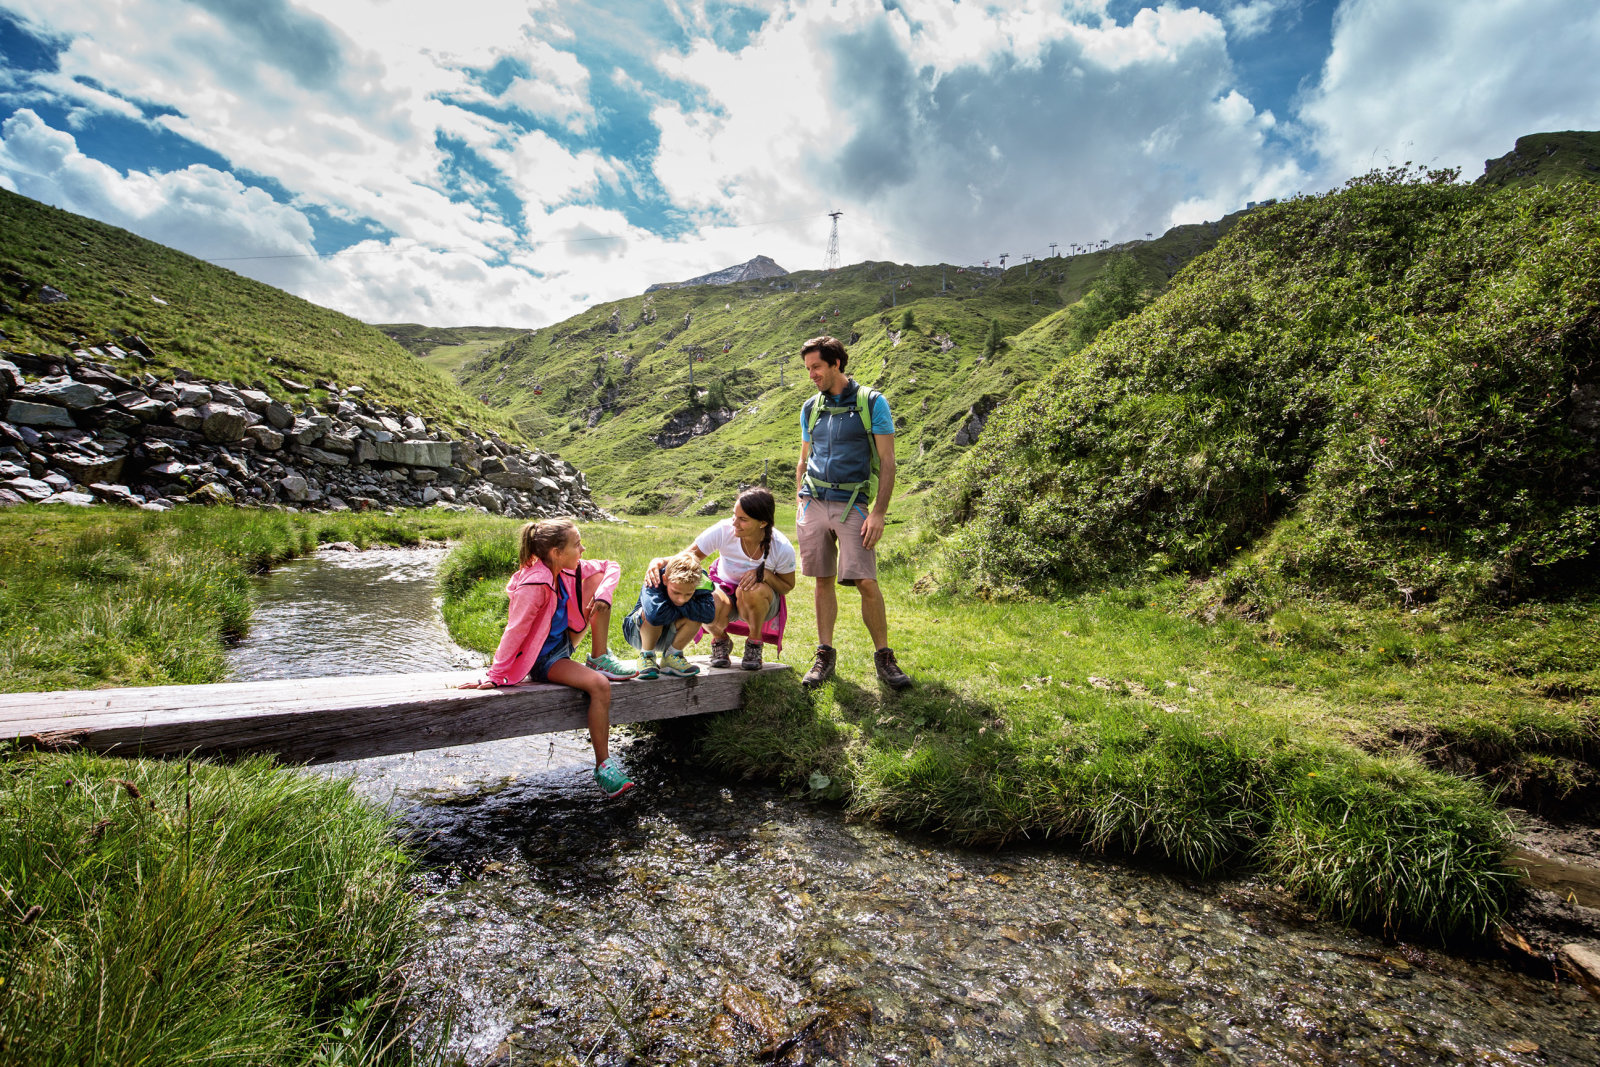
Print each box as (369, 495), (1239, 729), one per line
(0, 350), (600, 519)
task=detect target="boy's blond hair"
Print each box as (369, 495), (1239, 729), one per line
(661, 549), (703, 587)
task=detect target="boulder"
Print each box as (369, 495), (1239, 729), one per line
(199, 403), (250, 443)
(3, 476), (53, 501)
(274, 374), (310, 394)
(5, 400), (76, 428)
(242, 425), (284, 451)
(54, 452), (125, 485)
(298, 446), (350, 467)
(170, 406), (204, 430)
(411, 468), (439, 483)
(191, 482), (235, 505)
(277, 474), (310, 502)
(0, 359), (20, 397)
(321, 431), (357, 454)
(378, 415), (404, 435)
(146, 460), (186, 478)
(176, 383), (214, 407)
(264, 401), (294, 429)
(41, 491), (96, 506)
(351, 414), (384, 434)
(75, 365), (135, 391)
(116, 392), (170, 423)
(287, 418), (325, 445)
(353, 439), (377, 464)
(88, 483), (140, 506)
(36, 285), (69, 304)
(374, 439), (451, 467)
(0, 488), (25, 507)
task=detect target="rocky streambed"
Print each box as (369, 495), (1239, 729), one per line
(0, 350), (601, 518)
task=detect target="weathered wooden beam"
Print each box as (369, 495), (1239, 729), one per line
(1, 658), (785, 764)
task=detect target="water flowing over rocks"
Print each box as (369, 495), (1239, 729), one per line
(0, 352), (604, 519)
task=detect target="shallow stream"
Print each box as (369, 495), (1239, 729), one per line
(243, 548), (1600, 1065)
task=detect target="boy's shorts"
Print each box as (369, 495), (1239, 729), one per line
(796, 496), (876, 584)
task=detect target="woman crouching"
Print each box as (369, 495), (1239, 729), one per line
(459, 518), (637, 797)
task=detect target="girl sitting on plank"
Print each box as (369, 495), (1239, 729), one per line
(459, 518), (637, 797)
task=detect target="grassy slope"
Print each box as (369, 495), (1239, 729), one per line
(947, 172), (1600, 608)
(1478, 130), (1600, 189)
(455, 214), (1246, 512)
(0, 189), (518, 435)
(376, 323), (528, 379)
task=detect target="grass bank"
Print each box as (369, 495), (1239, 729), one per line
(438, 508), (1600, 939)
(0, 504), (507, 692)
(0, 751), (423, 1066)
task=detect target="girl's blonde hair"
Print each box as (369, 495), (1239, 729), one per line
(660, 548), (703, 587)
(518, 518), (577, 568)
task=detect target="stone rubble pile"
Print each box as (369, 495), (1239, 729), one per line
(0, 352), (604, 519)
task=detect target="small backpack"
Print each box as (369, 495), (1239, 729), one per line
(803, 386), (880, 514)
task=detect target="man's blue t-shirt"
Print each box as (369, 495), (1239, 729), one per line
(799, 390), (894, 443)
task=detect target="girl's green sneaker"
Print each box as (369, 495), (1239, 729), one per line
(585, 651), (639, 680)
(593, 757), (635, 798)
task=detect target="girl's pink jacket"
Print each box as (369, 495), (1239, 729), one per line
(485, 557), (622, 686)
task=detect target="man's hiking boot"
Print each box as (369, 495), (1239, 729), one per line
(586, 651), (638, 680)
(875, 647), (913, 690)
(801, 645), (836, 689)
(659, 647), (700, 677)
(635, 649), (660, 680)
(709, 635), (734, 669)
(593, 757), (635, 798)
(740, 640), (764, 671)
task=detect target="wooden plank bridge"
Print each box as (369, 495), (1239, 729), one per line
(0, 658), (785, 764)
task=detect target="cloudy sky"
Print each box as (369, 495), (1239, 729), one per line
(2, 0), (1597, 328)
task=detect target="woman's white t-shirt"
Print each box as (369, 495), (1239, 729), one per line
(694, 518), (797, 584)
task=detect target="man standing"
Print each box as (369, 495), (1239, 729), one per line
(795, 335), (913, 690)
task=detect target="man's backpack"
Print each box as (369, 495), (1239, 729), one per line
(803, 385), (880, 514)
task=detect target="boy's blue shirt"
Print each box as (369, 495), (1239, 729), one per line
(635, 578), (717, 624)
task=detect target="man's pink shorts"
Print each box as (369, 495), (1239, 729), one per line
(796, 497), (876, 584)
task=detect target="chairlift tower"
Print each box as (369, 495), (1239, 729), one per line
(998, 252), (1010, 270)
(1049, 242), (1058, 258)
(1022, 253), (1034, 278)
(824, 211), (843, 271)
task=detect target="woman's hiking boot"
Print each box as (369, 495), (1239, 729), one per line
(709, 635), (734, 669)
(740, 640), (764, 671)
(593, 757), (635, 798)
(660, 647), (700, 677)
(874, 647), (913, 690)
(801, 644), (836, 689)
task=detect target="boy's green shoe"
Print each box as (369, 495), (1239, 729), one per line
(659, 647), (700, 677)
(593, 757), (635, 798)
(635, 649), (660, 680)
(586, 651), (638, 680)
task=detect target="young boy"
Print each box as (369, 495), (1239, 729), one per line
(622, 548), (716, 678)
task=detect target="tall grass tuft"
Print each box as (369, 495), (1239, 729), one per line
(0, 752), (425, 1066)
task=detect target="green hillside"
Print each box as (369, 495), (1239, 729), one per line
(1477, 130), (1600, 189)
(947, 165), (1600, 608)
(460, 213), (1247, 512)
(376, 323), (527, 379)
(0, 188), (517, 435)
